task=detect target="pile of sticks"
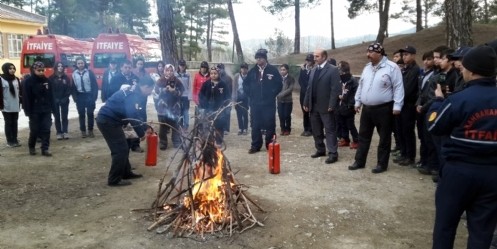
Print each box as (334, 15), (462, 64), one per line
(138, 107), (265, 239)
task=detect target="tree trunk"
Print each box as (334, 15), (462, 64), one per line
(375, 0), (391, 44)
(330, 0), (335, 49)
(227, 0), (244, 63)
(416, 0), (423, 31)
(294, 0), (300, 54)
(423, 0), (428, 29)
(445, 0), (473, 48)
(483, 0), (489, 24)
(179, 26), (184, 60)
(157, 0), (178, 64)
(206, 3), (212, 62)
(189, 15), (193, 61)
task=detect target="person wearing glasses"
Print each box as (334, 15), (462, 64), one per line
(22, 61), (54, 156)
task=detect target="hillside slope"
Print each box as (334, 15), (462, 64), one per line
(274, 23), (497, 75)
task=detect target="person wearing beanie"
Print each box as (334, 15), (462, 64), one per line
(427, 45), (497, 249)
(244, 48), (282, 154)
(348, 42), (404, 174)
(1, 63), (22, 147)
(298, 54), (315, 136)
(193, 61), (210, 105)
(22, 61), (54, 156)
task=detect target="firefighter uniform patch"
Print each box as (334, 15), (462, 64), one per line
(428, 112), (437, 122)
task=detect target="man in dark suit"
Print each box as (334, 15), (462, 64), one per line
(303, 49), (341, 164)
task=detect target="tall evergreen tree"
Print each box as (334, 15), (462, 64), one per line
(261, 0), (319, 54)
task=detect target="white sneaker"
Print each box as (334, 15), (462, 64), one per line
(56, 134), (63, 140)
(63, 133), (70, 139)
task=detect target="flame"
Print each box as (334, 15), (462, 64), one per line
(184, 149), (227, 224)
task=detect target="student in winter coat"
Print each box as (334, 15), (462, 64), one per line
(336, 61), (359, 149)
(49, 62), (72, 140)
(176, 59), (192, 131)
(276, 64), (295, 136)
(101, 59), (118, 102)
(0, 62), (22, 147)
(153, 64), (185, 150)
(192, 61), (210, 105)
(198, 67), (230, 146)
(72, 57), (98, 138)
(232, 63), (249, 135)
(22, 61), (54, 156)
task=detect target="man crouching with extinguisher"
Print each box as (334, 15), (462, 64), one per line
(96, 79), (154, 187)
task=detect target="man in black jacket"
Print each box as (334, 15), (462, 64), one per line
(303, 49), (342, 164)
(298, 54), (314, 136)
(393, 45), (420, 167)
(243, 49), (282, 154)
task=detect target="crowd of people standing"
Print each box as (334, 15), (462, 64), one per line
(2, 40), (497, 248)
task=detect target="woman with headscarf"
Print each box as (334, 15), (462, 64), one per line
(49, 62), (72, 140)
(22, 61), (54, 156)
(0, 62), (22, 147)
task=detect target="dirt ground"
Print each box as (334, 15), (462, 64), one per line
(0, 95), (469, 249)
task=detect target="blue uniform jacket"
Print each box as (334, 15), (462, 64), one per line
(97, 87), (148, 138)
(427, 77), (497, 165)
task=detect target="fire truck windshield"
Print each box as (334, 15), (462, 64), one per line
(93, 53), (127, 68)
(23, 53), (55, 68)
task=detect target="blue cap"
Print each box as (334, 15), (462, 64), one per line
(448, 46), (471, 60)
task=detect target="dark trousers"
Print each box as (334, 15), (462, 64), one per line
(354, 102), (393, 168)
(250, 105), (276, 150)
(158, 115), (181, 148)
(393, 115), (401, 150)
(235, 97), (249, 130)
(223, 106), (232, 132)
(398, 104), (417, 160)
(300, 93), (312, 132)
(433, 163), (497, 249)
(416, 112), (427, 165)
(2, 111), (19, 144)
(422, 114), (440, 171)
(277, 102), (293, 132)
(28, 112), (52, 151)
(75, 93), (96, 132)
(180, 96), (190, 129)
(53, 99), (69, 134)
(96, 120), (133, 185)
(337, 113), (358, 142)
(310, 111), (338, 157)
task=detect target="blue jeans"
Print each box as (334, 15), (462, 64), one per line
(180, 97), (190, 129)
(75, 93), (95, 132)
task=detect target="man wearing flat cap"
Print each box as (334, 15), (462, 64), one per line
(392, 45), (420, 167)
(243, 48), (282, 154)
(348, 42), (404, 174)
(298, 54), (315, 136)
(427, 45), (497, 249)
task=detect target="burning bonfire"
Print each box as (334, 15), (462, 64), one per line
(142, 108), (264, 238)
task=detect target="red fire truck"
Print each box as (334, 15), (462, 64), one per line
(20, 33), (93, 78)
(90, 31), (162, 88)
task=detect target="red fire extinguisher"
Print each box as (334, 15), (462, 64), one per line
(145, 127), (158, 167)
(268, 135), (280, 174)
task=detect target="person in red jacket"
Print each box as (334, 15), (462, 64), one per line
(192, 61), (209, 105)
